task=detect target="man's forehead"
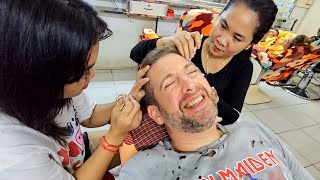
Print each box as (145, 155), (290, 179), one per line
(151, 53), (190, 70)
(149, 55), (193, 79)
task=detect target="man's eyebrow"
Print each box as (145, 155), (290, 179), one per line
(222, 19), (245, 40)
(184, 63), (193, 69)
(159, 62), (194, 90)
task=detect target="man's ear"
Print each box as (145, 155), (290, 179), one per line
(147, 105), (164, 125)
(245, 43), (253, 50)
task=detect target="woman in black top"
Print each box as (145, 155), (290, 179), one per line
(130, 0), (278, 125)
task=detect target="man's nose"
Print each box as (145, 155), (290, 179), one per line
(180, 76), (196, 93)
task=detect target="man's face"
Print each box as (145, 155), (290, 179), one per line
(147, 53), (219, 133)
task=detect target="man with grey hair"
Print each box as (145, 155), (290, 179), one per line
(118, 46), (313, 180)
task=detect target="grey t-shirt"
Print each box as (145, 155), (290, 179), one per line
(119, 121), (314, 180)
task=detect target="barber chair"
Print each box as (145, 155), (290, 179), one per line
(283, 61), (320, 100)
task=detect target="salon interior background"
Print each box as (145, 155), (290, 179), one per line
(84, 0), (319, 69)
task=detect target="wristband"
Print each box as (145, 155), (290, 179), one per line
(99, 136), (122, 154)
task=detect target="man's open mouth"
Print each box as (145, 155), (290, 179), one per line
(185, 95), (204, 108)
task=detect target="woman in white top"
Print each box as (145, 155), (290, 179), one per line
(0, 0), (149, 179)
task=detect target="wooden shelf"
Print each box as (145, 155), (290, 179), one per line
(126, 12), (180, 20)
(100, 7), (127, 15)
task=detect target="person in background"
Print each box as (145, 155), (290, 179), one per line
(0, 0), (149, 179)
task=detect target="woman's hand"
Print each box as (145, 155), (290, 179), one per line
(129, 65), (150, 102)
(107, 95), (142, 145)
(216, 116), (222, 123)
(212, 86), (219, 104)
(156, 31), (202, 60)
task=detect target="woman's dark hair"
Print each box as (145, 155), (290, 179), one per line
(222, 0), (278, 44)
(0, 0), (112, 144)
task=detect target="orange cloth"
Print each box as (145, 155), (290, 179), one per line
(143, 29), (159, 40)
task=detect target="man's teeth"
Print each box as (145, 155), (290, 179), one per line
(186, 96), (203, 108)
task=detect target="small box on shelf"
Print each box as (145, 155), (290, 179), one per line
(129, 1), (168, 17)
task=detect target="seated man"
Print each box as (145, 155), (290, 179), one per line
(118, 46), (313, 180)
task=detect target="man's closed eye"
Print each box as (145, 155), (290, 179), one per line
(165, 81), (175, 89)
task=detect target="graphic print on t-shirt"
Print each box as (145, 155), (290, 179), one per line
(199, 149), (287, 180)
(57, 106), (85, 173)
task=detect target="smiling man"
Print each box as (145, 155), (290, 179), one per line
(118, 46), (313, 180)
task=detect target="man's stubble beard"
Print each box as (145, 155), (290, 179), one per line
(158, 89), (218, 133)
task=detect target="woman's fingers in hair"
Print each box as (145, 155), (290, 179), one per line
(171, 31), (201, 60)
(128, 95), (142, 129)
(130, 65), (150, 102)
(171, 36), (185, 58)
(190, 32), (202, 50)
(111, 95), (141, 134)
(179, 32), (193, 59)
(120, 95), (142, 130)
(136, 65), (150, 81)
(131, 80), (148, 102)
(173, 31), (192, 59)
(122, 95), (139, 114)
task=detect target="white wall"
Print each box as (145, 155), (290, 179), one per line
(295, 0), (320, 36)
(85, 0), (181, 69)
(289, 6), (308, 32)
(96, 13), (180, 69)
(96, 13), (156, 69)
(84, 0), (157, 69)
(86, 0), (199, 69)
